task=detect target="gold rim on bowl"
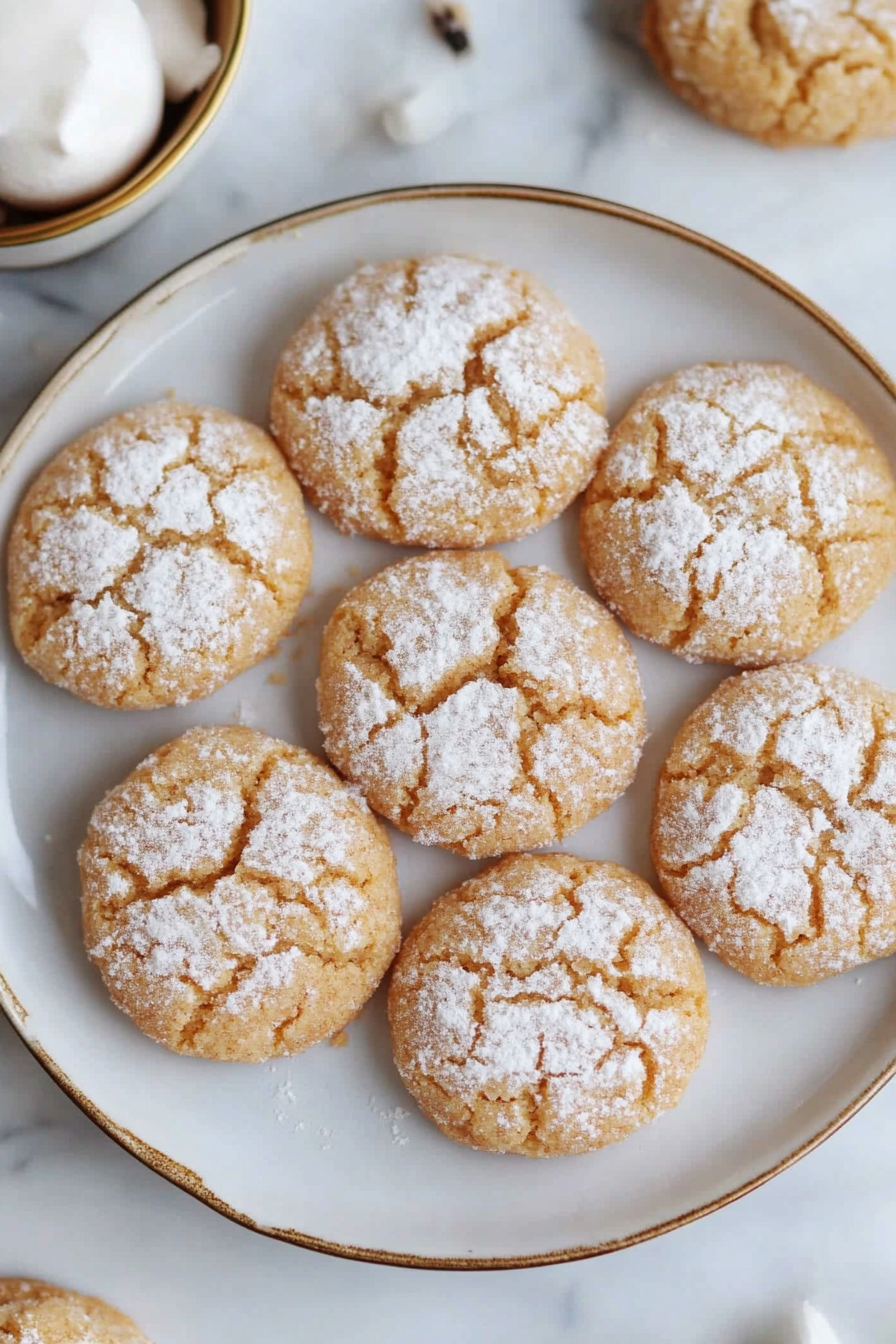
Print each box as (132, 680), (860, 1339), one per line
(1, 184), (895, 1269)
(0, 0), (250, 249)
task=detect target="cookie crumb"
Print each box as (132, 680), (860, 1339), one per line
(329, 1029), (349, 1047)
(267, 671), (287, 686)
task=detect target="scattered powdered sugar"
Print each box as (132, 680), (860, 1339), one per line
(123, 545), (262, 690)
(338, 662), (398, 752)
(31, 507), (140, 600)
(509, 569), (627, 708)
(213, 474), (279, 562)
(611, 480), (713, 606)
(332, 256), (523, 402)
(47, 593), (141, 693)
(96, 780), (245, 887)
(369, 1097), (412, 1146)
(145, 463), (213, 536)
(243, 759), (360, 885)
(379, 556), (503, 698)
(726, 787), (827, 940)
(765, 0), (896, 57)
(224, 947), (305, 1015)
(98, 425), (188, 508)
(419, 679), (522, 811)
(777, 701), (872, 805)
(93, 876), (280, 999)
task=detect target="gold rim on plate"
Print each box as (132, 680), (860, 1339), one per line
(0, 0), (250, 249)
(1, 184), (895, 1269)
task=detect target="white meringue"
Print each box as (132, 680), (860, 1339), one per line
(0, 0), (164, 212)
(800, 1301), (843, 1344)
(137, 0), (221, 102)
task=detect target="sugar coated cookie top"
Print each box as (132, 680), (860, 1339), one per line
(581, 362), (896, 666)
(0, 1278), (151, 1344)
(653, 663), (896, 985)
(270, 255), (608, 547)
(318, 551), (646, 859)
(8, 401), (312, 709)
(80, 726), (401, 1060)
(388, 854), (709, 1156)
(645, 0), (896, 146)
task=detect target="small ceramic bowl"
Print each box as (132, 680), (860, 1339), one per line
(0, 0), (249, 269)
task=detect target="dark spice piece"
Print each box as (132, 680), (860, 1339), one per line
(427, 3), (472, 55)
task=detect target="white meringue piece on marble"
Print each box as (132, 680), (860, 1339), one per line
(0, 0), (164, 211)
(137, 0), (221, 102)
(381, 81), (460, 145)
(800, 1301), (842, 1344)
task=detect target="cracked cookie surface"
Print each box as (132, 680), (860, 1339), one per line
(80, 726), (401, 1062)
(317, 551), (646, 860)
(652, 664), (896, 985)
(0, 1278), (150, 1344)
(7, 401), (312, 709)
(269, 255), (608, 547)
(388, 854), (709, 1156)
(580, 362), (896, 666)
(644, 0), (896, 146)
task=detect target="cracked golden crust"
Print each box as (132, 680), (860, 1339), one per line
(652, 664), (896, 985)
(0, 1279), (150, 1343)
(580, 361), (896, 667)
(269, 255), (608, 547)
(7, 401), (312, 709)
(388, 854), (710, 1157)
(317, 551), (646, 859)
(80, 726), (401, 1062)
(645, 0), (896, 147)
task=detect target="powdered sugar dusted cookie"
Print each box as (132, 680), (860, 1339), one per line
(388, 854), (709, 1156)
(80, 726), (401, 1061)
(580, 362), (896, 666)
(7, 401), (312, 709)
(652, 664), (896, 985)
(318, 551), (646, 859)
(270, 255), (608, 547)
(0, 1278), (151, 1344)
(645, 0), (896, 147)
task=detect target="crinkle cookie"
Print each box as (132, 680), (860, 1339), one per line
(80, 726), (401, 1061)
(318, 551), (646, 859)
(269, 255), (608, 547)
(644, 0), (896, 147)
(7, 401), (312, 709)
(652, 664), (896, 985)
(580, 362), (896, 666)
(388, 854), (710, 1156)
(0, 1278), (151, 1344)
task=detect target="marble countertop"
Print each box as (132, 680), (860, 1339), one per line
(2, 1), (896, 1340)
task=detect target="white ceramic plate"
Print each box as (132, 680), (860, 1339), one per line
(2, 186), (895, 1269)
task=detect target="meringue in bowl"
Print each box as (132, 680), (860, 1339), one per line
(0, 0), (248, 269)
